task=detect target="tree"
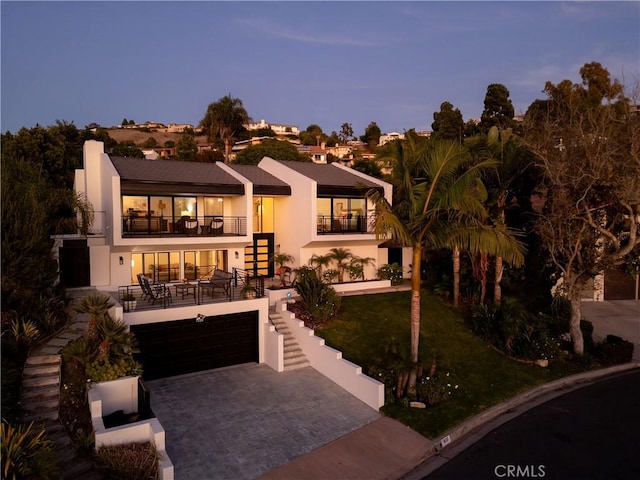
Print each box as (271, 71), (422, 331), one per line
(522, 62), (639, 355)
(196, 149), (225, 163)
(360, 121), (382, 148)
(200, 94), (251, 163)
(339, 123), (354, 143)
(479, 84), (516, 133)
(351, 158), (383, 178)
(111, 141), (144, 158)
(234, 139), (311, 165)
(141, 137), (157, 148)
(121, 118), (129, 126)
(370, 138), (524, 392)
(328, 247), (354, 283)
(431, 102), (464, 143)
(299, 124), (325, 146)
(176, 131), (198, 162)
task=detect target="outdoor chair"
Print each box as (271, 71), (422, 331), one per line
(199, 268), (233, 300)
(184, 217), (198, 236)
(141, 275), (172, 306)
(136, 273), (152, 301)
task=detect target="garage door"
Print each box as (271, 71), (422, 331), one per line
(131, 311), (259, 380)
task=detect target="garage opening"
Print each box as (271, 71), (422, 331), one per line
(131, 310), (259, 380)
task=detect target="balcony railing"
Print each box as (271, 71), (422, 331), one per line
(121, 215), (247, 238)
(317, 215), (372, 234)
(117, 268), (265, 312)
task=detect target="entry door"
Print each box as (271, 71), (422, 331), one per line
(245, 233), (274, 278)
(59, 239), (90, 287)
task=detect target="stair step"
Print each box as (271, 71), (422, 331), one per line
(22, 375), (59, 388)
(26, 355), (60, 366)
(47, 338), (71, 347)
(284, 344), (302, 353)
(62, 456), (97, 480)
(40, 346), (62, 355)
(285, 359), (310, 370)
(22, 397), (59, 411)
(24, 364), (60, 377)
(19, 409), (59, 423)
(22, 385), (59, 399)
(57, 444), (77, 465)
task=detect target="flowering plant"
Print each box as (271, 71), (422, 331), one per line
(416, 372), (459, 406)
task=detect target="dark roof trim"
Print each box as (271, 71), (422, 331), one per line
(121, 181), (244, 195)
(318, 185), (383, 197)
(253, 185), (292, 196)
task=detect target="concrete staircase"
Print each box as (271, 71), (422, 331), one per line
(269, 309), (310, 371)
(18, 291), (105, 479)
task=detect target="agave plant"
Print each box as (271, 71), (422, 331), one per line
(1, 420), (60, 480)
(73, 294), (114, 340)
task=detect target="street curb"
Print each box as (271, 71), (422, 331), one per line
(403, 361), (640, 477)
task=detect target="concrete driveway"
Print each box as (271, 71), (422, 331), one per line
(581, 300), (640, 361)
(147, 364), (380, 480)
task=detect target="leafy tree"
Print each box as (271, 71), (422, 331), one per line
(121, 118), (129, 126)
(141, 137), (157, 148)
(431, 102), (464, 143)
(164, 140), (176, 148)
(522, 62), (639, 355)
(176, 130), (198, 162)
(351, 158), (383, 178)
(233, 139), (310, 165)
(369, 138), (524, 393)
(339, 123), (354, 143)
(200, 94), (251, 163)
(110, 141), (144, 158)
(479, 84), (516, 133)
(250, 127), (276, 138)
(360, 121), (382, 148)
(196, 149), (225, 163)
(300, 124), (326, 146)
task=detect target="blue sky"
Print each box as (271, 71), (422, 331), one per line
(2, 1), (638, 136)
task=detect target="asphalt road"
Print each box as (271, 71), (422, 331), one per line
(420, 369), (640, 480)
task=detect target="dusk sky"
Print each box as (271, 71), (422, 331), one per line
(2, 1), (638, 136)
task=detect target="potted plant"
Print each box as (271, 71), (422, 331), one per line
(241, 284), (258, 300)
(271, 252), (295, 287)
(122, 292), (137, 312)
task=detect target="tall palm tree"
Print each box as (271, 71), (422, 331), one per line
(308, 253), (333, 280)
(370, 138), (524, 391)
(200, 94), (251, 163)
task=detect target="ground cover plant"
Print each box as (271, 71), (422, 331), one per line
(315, 291), (598, 438)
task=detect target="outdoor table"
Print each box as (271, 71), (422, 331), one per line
(174, 282), (196, 300)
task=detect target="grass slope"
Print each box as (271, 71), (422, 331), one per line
(316, 291), (592, 438)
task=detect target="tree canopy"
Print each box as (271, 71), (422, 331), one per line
(360, 121), (382, 148)
(479, 84), (516, 133)
(233, 139), (311, 165)
(199, 94), (251, 162)
(431, 101), (464, 143)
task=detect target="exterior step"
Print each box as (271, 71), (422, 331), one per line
(22, 374), (59, 388)
(285, 358), (310, 370)
(22, 385), (59, 400)
(23, 364), (60, 377)
(40, 346), (63, 355)
(62, 456), (101, 480)
(19, 409), (59, 423)
(26, 354), (60, 366)
(21, 397), (59, 412)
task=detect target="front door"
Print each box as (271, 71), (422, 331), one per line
(244, 233), (274, 278)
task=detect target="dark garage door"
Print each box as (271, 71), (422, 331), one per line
(131, 311), (259, 380)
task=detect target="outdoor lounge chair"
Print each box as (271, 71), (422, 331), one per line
(184, 217), (198, 236)
(140, 275), (172, 306)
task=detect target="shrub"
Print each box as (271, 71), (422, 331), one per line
(596, 335), (634, 366)
(1, 420), (60, 480)
(377, 263), (403, 285)
(416, 374), (458, 406)
(293, 269), (341, 327)
(96, 442), (158, 480)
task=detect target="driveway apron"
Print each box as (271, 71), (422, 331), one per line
(147, 363), (380, 480)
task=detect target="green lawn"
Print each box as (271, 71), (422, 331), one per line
(315, 290), (593, 439)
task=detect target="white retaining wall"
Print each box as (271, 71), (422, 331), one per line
(88, 377), (174, 480)
(275, 302), (384, 410)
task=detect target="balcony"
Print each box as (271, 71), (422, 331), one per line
(121, 215), (247, 238)
(317, 215), (372, 234)
(117, 269), (265, 313)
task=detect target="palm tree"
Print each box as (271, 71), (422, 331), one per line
(348, 255), (376, 281)
(200, 94), (251, 163)
(369, 138), (524, 392)
(271, 252), (294, 286)
(308, 253), (333, 280)
(327, 247), (354, 283)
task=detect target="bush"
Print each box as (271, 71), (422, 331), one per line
(292, 268), (341, 327)
(96, 442), (158, 480)
(1, 420), (60, 480)
(596, 335), (634, 366)
(377, 263), (403, 285)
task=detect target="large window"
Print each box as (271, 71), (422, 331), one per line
(184, 250), (227, 280)
(131, 250), (227, 284)
(253, 197), (274, 233)
(317, 197), (367, 233)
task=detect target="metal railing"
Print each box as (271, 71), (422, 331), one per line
(121, 215), (247, 238)
(317, 215), (372, 234)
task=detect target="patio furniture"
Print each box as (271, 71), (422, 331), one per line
(184, 217), (198, 236)
(174, 282), (196, 300)
(140, 275), (172, 306)
(199, 268), (233, 300)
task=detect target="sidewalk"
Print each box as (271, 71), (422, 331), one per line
(581, 300), (640, 361)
